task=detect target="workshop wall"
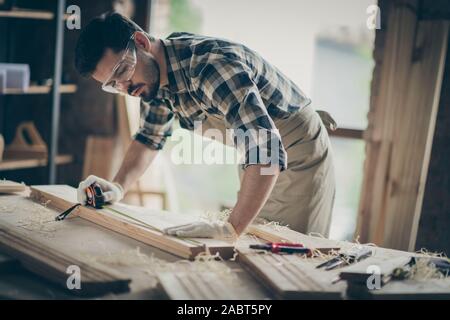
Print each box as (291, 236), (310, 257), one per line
(417, 0), (450, 255)
(0, 0), (150, 186)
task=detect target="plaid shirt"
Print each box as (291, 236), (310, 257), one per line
(134, 32), (311, 170)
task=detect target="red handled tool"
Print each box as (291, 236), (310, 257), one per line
(250, 243), (312, 256)
(55, 182), (106, 221)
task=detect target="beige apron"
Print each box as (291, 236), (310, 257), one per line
(200, 105), (337, 237)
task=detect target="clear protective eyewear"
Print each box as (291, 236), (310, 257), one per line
(102, 34), (137, 95)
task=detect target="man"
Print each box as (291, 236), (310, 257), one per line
(75, 12), (336, 241)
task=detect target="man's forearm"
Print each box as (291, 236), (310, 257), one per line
(113, 140), (159, 193)
(228, 165), (280, 235)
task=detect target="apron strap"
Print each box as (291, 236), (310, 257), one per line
(316, 110), (338, 131)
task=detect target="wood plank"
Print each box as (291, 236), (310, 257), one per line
(369, 279), (450, 300)
(156, 243), (269, 300)
(347, 278), (450, 300)
(357, 0), (450, 250)
(0, 180), (26, 194)
(0, 9), (54, 20)
(248, 224), (342, 253)
(0, 220), (130, 297)
(1, 84), (77, 95)
(30, 185), (235, 260)
(0, 155), (73, 171)
(237, 249), (345, 299)
(158, 271), (242, 300)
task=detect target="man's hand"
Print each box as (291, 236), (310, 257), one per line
(164, 221), (238, 242)
(77, 175), (124, 205)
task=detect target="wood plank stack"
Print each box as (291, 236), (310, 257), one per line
(357, 0), (450, 250)
(0, 220), (130, 297)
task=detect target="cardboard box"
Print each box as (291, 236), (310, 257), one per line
(0, 63), (30, 91)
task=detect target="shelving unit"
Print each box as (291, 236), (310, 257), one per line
(0, 0), (72, 183)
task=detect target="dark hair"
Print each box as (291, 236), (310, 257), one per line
(75, 12), (144, 77)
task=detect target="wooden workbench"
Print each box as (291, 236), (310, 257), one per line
(0, 191), (448, 300)
(0, 193), (269, 299)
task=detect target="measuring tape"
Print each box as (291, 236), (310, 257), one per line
(54, 183), (202, 245)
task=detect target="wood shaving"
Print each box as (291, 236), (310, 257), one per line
(408, 258), (447, 281)
(202, 208), (232, 222)
(16, 201), (59, 237)
(81, 247), (239, 287)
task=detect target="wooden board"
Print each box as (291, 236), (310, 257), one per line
(0, 220), (130, 297)
(357, 0), (450, 251)
(0, 9), (54, 20)
(237, 248), (345, 299)
(248, 223), (346, 250)
(158, 271), (236, 299)
(30, 185), (235, 260)
(1, 84), (77, 95)
(156, 257), (269, 300)
(0, 180), (26, 194)
(369, 279), (450, 300)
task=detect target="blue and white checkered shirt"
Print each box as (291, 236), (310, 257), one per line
(134, 32), (312, 170)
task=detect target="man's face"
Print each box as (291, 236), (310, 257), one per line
(92, 42), (160, 101)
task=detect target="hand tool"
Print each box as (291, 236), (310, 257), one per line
(55, 182), (105, 221)
(316, 247), (372, 271)
(390, 257), (450, 280)
(250, 243), (312, 255)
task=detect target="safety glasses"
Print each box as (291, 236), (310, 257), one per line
(102, 34), (137, 95)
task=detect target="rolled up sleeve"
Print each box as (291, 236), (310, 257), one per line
(133, 99), (175, 151)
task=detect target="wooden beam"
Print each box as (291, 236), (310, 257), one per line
(30, 185), (235, 260)
(1, 84), (77, 95)
(357, 0), (449, 250)
(0, 9), (54, 20)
